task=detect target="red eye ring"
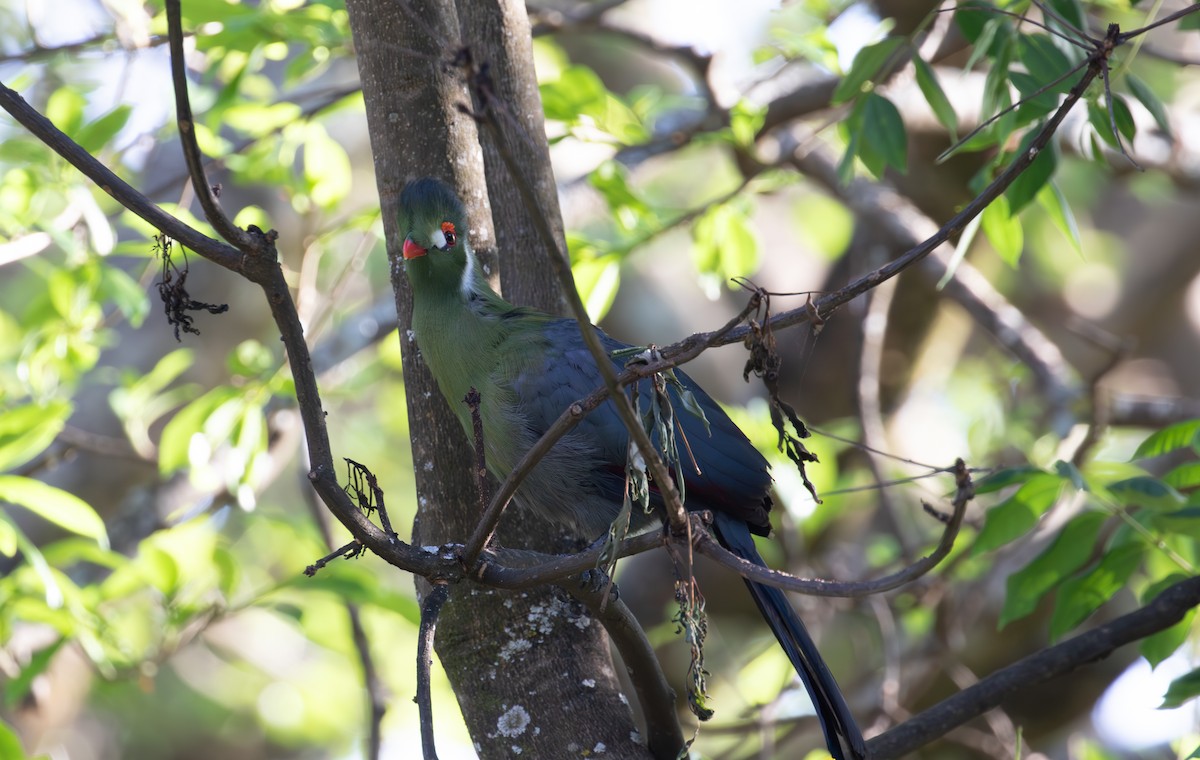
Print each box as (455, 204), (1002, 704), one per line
(441, 221), (457, 248)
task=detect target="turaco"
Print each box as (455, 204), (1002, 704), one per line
(399, 176), (865, 760)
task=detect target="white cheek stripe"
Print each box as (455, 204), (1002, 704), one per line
(432, 229), (447, 249)
(460, 243), (477, 297)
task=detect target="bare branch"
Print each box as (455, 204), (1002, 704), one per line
(692, 459), (972, 598)
(865, 574), (1200, 758)
(417, 583), (451, 760)
(165, 0), (255, 250)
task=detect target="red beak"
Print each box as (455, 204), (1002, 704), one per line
(403, 237), (427, 259)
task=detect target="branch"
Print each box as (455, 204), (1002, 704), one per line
(0, 83), (244, 270)
(417, 583), (451, 760)
(165, 0), (254, 250)
(560, 576), (685, 759)
(693, 459), (972, 598)
(865, 574), (1200, 759)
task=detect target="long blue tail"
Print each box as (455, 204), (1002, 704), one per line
(711, 512), (865, 760)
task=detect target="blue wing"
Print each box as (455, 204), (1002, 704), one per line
(509, 318), (773, 534)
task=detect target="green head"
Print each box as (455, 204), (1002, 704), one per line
(399, 177), (473, 293)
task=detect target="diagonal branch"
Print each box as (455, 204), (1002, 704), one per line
(865, 574), (1200, 758)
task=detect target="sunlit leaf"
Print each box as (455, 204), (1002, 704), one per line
(832, 37), (905, 104)
(1164, 462), (1200, 491)
(974, 473), (1064, 553)
(981, 195), (1023, 266)
(1133, 420), (1200, 459)
(973, 465), (1044, 495)
(0, 475), (108, 547)
(0, 401), (72, 472)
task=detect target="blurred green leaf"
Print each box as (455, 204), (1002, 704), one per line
(1036, 181), (1082, 253)
(691, 203), (760, 284)
(1140, 574), (1194, 668)
(1106, 476), (1185, 510)
(572, 255), (621, 323)
(1000, 511), (1106, 627)
(914, 57), (957, 138)
(1164, 462), (1200, 491)
(159, 386), (241, 475)
(832, 37), (905, 104)
(304, 126), (352, 208)
(974, 473), (1063, 553)
(0, 475), (108, 547)
(98, 265), (149, 327)
(974, 465), (1044, 495)
(1162, 667), (1200, 709)
(1127, 75), (1173, 139)
(981, 195), (1023, 266)
(1133, 420), (1200, 459)
(76, 105), (132, 154)
(0, 401), (71, 472)
(857, 93), (907, 177)
(4, 637), (65, 709)
(46, 87), (86, 136)
(0, 716), (32, 759)
(1050, 543), (1144, 640)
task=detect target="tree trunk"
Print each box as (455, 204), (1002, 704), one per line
(344, 0), (650, 756)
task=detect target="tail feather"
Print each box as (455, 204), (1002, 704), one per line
(712, 512), (865, 760)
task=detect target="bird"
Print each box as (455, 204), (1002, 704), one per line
(399, 176), (865, 760)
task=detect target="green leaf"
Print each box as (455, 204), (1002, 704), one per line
(1054, 459), (1087, 492)
(1036, 182), (1082, 253)
(304, 126), (352, 208)
(1049, 543), (1144, 640)
(0, 476), (108, 547)
(1164, 462), (1200, 491)
(0, 718), (31, 759)
(158, 386), (241, 475)
(981, 195), (1023, 266)
(291, 564), (421, 622)
(98, 265), (149, 327)
(974, 473), (1064, 553)
(973, 465), (1044, 495)
(4, 637), (65, 709)
(541, 64), (607, 123)
(1016, 34), (1072, 88)
(46, 87), (86, 136)
(75, 105), (132, 154)
(1126, 74), (1173, 139)
(0, 401), (72, 472)
(1162, 667), (1200, 709)
(1106, 476), (1185, 510)
(1088, 96), (1136, 148)
(1004, 130), (1057, 214)
(572, 256), (621, 323)
(691, 203), (760, 283)
(832, 37), (906, 104)
(729, 99), (767, 148)
(1000, 511), (1107, 628)
(1140, 574), (1194, 668)
(857, 93), (907, 177)
(1133, 420), (1200, 459)
(913, 57), (957, 138)
(938, 211), (982, 289)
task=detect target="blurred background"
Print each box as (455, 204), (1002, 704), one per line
(1, 0), (1200, 758)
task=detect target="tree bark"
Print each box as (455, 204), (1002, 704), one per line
(344, 0), (650, 756)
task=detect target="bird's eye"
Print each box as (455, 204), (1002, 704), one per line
(441, 221), (457, 248)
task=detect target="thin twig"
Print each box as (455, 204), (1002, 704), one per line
(164, 0), (253, 250)
(417, 583), (451, 760)
(693, 459), (973, 598)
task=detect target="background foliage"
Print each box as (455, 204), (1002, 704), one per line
(2, 0), (1200, 758)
